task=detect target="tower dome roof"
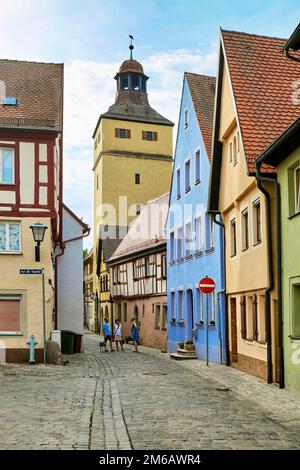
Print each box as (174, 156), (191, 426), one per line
(119, 59), (144, 74)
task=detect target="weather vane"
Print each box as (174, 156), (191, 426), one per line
(129, 35), (134, 60)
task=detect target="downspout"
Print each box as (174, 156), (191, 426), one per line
(275, 182), (285, 388)
(254, 162), (274, 384)
(212, 212), (230, 366)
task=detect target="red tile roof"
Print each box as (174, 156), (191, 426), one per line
(0, 60), (63, 131)
(185, 73), (216, 160)
(222, 30), (300, 173)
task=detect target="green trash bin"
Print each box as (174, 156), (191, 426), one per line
(73, 333), (83, 353)
(61, 330), (75, 354)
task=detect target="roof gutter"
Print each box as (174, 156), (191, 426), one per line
(284, 23), (300, 62)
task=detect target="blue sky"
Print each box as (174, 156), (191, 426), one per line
(1, 0), (300, 248)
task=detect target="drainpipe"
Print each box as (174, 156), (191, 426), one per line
(212, 212), (230, 366)
(217, 288), (225, 364)
(254, 162), (274, 384)
(275, 182), (285, 388)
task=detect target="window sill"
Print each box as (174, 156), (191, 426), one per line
(0, 332), (23, 336)
(194, 250), (203, 258)
(288, 211), (300, 220)
(289, 335), (300, 342)
(195, 322), (204, 328)
(205, 247), (215, 255)
(169, 319), (176, 326)
(154, 327), (160, 330)
(176, 258), (184, 264)
(185, 187), (191, 194)
(184, 254), (193, 261)
(253, 240), (262, 247)
(177, 320), (185, 326)
(1, 251), (22, 255)
(195, 180), (200, 186)
(241, 247), (249, 253)
(176, 195), (181, 200)
(162, 327), (167, 331)
(230, 253), (237, 258)
(169, 261), (175, 266)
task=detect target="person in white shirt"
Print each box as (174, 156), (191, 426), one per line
(114, 319), (124, 351)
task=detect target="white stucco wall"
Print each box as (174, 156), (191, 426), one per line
(57, 207), (84, 337)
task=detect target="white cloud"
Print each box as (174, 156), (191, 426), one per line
(63, 45), (218, 248)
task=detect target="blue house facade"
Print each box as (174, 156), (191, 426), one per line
(167, 73), (227, 364)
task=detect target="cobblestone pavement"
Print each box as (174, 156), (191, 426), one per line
(0, 332), (300, 450)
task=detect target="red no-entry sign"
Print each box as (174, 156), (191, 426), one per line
(199, 276), (215, 294)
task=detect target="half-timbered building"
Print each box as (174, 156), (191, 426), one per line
(108, 193), (168, 350)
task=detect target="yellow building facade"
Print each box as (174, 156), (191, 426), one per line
(92, 54), (173, 332)
(208, 31), (278, 382)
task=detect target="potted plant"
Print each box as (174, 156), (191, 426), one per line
(178, 341), (184, 349)
(185, 340), (195, 351)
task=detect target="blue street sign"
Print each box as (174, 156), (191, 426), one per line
(20, 269), (43, 275)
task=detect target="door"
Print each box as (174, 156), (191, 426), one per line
(186, 289), (194, 341)
(230, 297), (238, 363)
(134, 305), (139, 324)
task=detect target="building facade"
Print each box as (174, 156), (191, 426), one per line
(92, 48), (173, 333)
(56, 204), (89, 343)
(208, 30), (300, 382)
(0, 60), (63, 362)
(83, 248), (94, 329)
(166, 73), (227, 363)
(109, 193), (168, 350)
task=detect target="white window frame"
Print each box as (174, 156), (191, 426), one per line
(195, 148), (201, 184)
(177, 226), (184, 260)
(184, 158), (191, 193)
(178, 289), (184, 321)
(170, 231), (175, 262)
(252, 198), (262, 245)
(184, 221), (192, 257)
(194, 215), (202, 253)
(170, 290), (176, 321)
(0, 295), (22, 335)
(230, 218), (237, 257)
(0, 147), (15, 184)
(0, 221), (21, 254)
(294, 165), (300, 213)
(176, 167), (181, 199)
(233, 136), (237, 166)
(241, 208), (249, 251)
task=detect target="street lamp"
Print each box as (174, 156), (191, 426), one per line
(30, 222), (47, 262)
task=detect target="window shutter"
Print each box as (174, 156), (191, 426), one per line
(115, 128), (119, 137)
(153, 132), (157, 141)
(252, 294), (258, 341)
(142, 130), (147, 140)
(240, 295), (246, 339)
(126, 129), (131, 138)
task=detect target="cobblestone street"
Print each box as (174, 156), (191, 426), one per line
(0, 332), (300, 450)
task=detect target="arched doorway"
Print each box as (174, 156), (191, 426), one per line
(134, 305), (139, 324)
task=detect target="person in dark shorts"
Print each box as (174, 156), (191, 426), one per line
(102, 318), (114, 352)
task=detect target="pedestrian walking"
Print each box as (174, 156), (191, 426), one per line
(102, 317), (114, 352)
(114, 319), (124, 351)
(130, 317), (139, 352)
